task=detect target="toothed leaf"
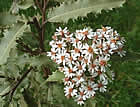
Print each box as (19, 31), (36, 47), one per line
(0, 23), (29, 65)
(48, 0), (125, 22)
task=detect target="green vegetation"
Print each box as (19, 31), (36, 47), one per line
(0, 0), (139, 107)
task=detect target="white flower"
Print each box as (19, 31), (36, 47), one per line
(52, 39), (67, 53)
(49, 40), (56, 46)
(63, 77), (72, 85)
(82, 43), (95, 61)
(71, 42), (83, 57)
(65, 53), (76, 65)
(63, 64), (77, 78)
(97, 70), (107, 81)
(55, 27), (68, 37)
(55, 49), (69, 66)
(84, 81), (98, 98)
(98, 80), (108, 93)
(72, 73), (85, 86)
(75, 61), (86, 73)
(82, 55), (91, 65)
(64, 33), (73, 43)
(95, 39), (107, 55)
(75, 30), (84, 40)
(75, 98), (84, 105)
(76, 87), (88, 101)
(64, 83), (77, 97)
(88, 60), (99, 74)
(98, 55), (110, 72)
(52, 34), (58, 40)
(81, 28), (94, 40)
(47, 48), (57, 60)
(117, 45), (126, 57)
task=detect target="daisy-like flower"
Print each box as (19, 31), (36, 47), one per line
(75, 61), (86, 73)
(84, 81), (98, 98)
(98, 79), (108, 93)
(55, 27), (68, 37)
(47, 48), (57, 60)
(64, 33), (73, 43)
(72, 72), (85, 86)
(71, 42), (83, 57)
(75, 98), (84, 105)
(82, 43), (94, 60)
(117, 45), (126, 57)
(64, 83), (77, 97)
(82, 55), (91, 65)
(96, 70), (108, 81)
(55, 49), (69, 66)
(53, 39), (67, 53)
(49, 40), (56, 46)
(65, 53), (76, 65)
(63, 77), (72, 85)
(63, 64), (77, 78)
(81, 28), (94, 40)
(97, 55), (110, 72)
(52, 34), (58, 41)
(75, 30), (84, 40)
(88, 59), (99, 74)
(76, 87), (88, 101)
(95, 39), (108, 55)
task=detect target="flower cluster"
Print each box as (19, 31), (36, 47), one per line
(47, 26), (126, 105)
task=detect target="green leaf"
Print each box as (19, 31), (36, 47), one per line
(10, 0), (34, 14)
(18, 95), (28, 107)
(0, 22), (29, 65)
(0, 86), (11, 96)
(0, 12), (20, 26)
(47, 71), (64, 82)
(48, 0), (125, 22)
(17, 0), (34, 10)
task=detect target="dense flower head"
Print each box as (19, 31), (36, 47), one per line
(47, 26), (126, 105)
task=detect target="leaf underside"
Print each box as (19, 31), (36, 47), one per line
(0, 12), (20, 26)
(48, 0), (125, 22)
(0, 23), (28, 65)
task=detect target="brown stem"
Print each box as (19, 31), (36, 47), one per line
(2, 67), (33, 102)
(0, 75), (15, 81)
(40, 0), (48, 52)
(34, 0), (49, 52)
(35, 0), (43, 13)
(33, 17), (41, 33)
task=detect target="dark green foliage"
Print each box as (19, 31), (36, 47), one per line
(0, 0), (12, 12)
(0, 0), (140, 107)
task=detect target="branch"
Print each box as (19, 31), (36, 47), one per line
(2, 67), (33, 102)
(32, 0), (50, 52)
(0, 75), (15, 81)
(35, 0), (43, 13)
(16, 39), (41, 56)
(33, 17), (41, 33)
(40, 0), (49, 52)
(32, 17), (45, 51)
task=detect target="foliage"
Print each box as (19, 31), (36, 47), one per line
(0, 0), (140, 107)
(48, 0), (125, 22)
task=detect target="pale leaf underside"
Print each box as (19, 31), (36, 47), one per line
(48, 0), (125, 22)
(0, 23), (28, 65)
(0, 12), (20, 26)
